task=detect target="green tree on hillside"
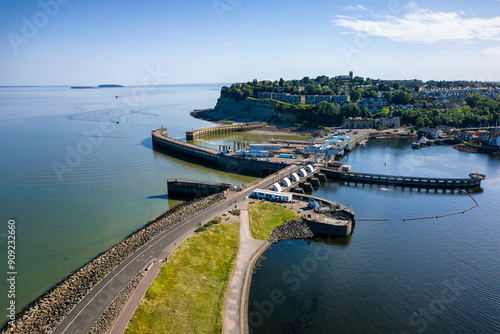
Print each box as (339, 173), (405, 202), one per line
(391, 91), (413, 105)
(465, 93), (481, 108)
(350, 90), (361, 102)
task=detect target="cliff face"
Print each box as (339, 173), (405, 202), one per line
(214, 97), (296, 123)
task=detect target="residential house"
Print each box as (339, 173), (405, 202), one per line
(342, 117), (375, 129)
(357, 98), (388, 112)
(376, 117), (400, 128)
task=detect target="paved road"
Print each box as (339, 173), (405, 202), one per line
(52, 164), (300, 334)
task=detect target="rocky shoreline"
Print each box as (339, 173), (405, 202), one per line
(0, 193), (224, 334)
(268, 218), (314, 243)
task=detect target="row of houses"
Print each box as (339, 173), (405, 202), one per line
(371, 79), (424, 88)
(306, 94), (351, 105)
(357, 98), (388, 112)
(342, 117), (401, 129)
(456, 130), (500, 147)
(418, 126), (456, 138)
(422, 87), (499, 96)
(394, 100), (466, 111)
(257, 92), (305, 104)
(257, 92), (350, 105)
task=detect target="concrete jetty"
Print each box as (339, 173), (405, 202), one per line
(186, 122), (265, 140)
(167, 179), (232, 198)
(321, 166), (485, 189)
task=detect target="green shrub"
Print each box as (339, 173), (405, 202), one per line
(232, 209), (241, 216)
(195, 226), (207, 233)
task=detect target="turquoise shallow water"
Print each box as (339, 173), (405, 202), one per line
(249, 140), (500, 333)
(0, 85), (256, 316)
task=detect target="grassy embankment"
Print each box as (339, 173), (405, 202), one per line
(126, 221), (239, 334)
(248, 202), (301, 240)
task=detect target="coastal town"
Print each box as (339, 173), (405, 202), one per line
(6, 70), (494, 333)
(3, 0), (500, 332)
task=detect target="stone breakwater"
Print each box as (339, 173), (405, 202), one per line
(88, 271), (146, 334)
(268, 218), (314, 243)
(0, 193), (224, 334)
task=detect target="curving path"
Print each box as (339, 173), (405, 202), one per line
(222, 201), (266, 334)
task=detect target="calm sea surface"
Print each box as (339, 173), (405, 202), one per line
(249, 140), (500, 333)
(0, 85), (259, 316)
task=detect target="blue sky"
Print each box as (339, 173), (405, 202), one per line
(1, 0), (499, 85)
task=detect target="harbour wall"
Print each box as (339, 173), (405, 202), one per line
(186, 122), (265, 140)
(167, 179), (232, 198)
(152, 129), (289, 176)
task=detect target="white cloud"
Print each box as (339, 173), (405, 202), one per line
(333, 4), (500, 43)
(482, 46), (500, 56)
(341, 5), (367, 11)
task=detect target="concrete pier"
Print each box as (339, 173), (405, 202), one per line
(315, 173), (327, 182)
(305, 217), (352, 236)
(321, 166), (485, 189)
(290, 187), (305, 194)
(167, 179), (232, 199)
(307, 177), (321, 186)
(299, 182), (314, 192)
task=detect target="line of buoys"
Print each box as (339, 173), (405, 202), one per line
(358, 218), (389, 221)
(404, 196), (480, 221)
(456, 187), (479, 206)
(403, 216), (440, 221)
(363, 188), (482, 222)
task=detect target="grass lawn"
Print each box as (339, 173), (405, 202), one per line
(248, 202), (301, 240)
(125, 222), (240, 334)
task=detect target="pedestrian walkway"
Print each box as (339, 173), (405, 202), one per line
(223, 201), (266, 334)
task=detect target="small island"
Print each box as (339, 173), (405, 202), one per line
(98, 84), (124, 88)
(70, 84), (123, 89)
